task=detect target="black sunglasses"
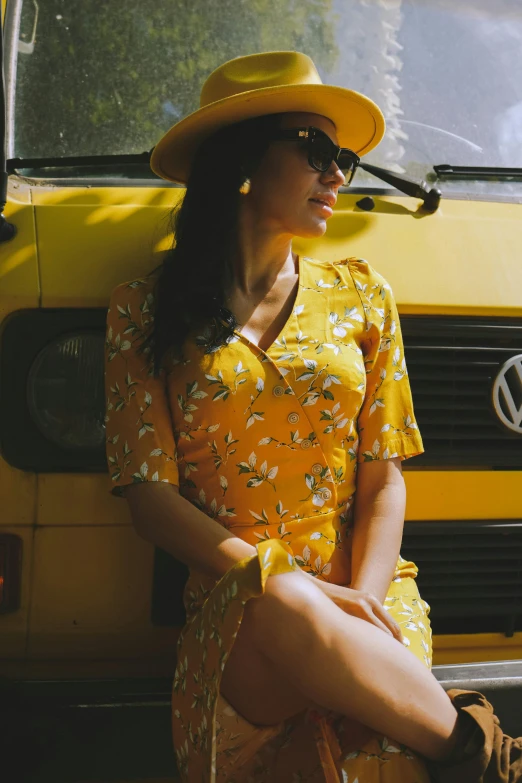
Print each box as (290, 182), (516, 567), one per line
(272, 126), (360, 185)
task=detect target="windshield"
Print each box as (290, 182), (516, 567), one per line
(8, 0), (522, 199)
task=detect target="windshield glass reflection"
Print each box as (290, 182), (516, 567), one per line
(10, 0), (522, 197)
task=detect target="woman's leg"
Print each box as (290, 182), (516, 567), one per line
(222, 568), (459, 762)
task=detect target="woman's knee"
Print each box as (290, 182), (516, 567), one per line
(245, 570), (327, 651)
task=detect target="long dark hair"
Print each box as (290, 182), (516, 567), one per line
(142, 112), (284, 376)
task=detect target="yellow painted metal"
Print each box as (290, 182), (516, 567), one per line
(0, 182), (40, 315)
(27, 525), (178, 659)
(37, 474), (130, 526)
(404, 471), (521, 521)
(32, 187), (522, 314)
(296, 194), (522, 316)
(0, 460), (35, 525)
(0, 181), (40, 524)
(33, 471), (522, 529)
(33, 186), (182, 306)
(433, 634), (522, 666)
(0, 183), (39, 656)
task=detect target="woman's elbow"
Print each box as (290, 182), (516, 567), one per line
(123, 482), (173, 539)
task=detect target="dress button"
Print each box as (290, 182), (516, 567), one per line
(272, 385), (285, 397)
(322, 488), (332, 501)
(311, 463), (323, 475)
(287, 412), (300, 424)
(300, 438), (312, 450)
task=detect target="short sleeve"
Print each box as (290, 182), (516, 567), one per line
(348, 258), (424, 463)
(104, 280), (179, 497)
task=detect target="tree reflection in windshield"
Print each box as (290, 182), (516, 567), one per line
(10, 0), (522, 195)
(13, 0), (337, 159)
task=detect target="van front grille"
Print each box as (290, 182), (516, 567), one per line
(401, 521), (522, 636)
(401, 317), (522, 468)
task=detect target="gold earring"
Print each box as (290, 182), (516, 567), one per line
(239, 178), (251, 195)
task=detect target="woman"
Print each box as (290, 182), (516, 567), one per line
(104, 51), (521, 782)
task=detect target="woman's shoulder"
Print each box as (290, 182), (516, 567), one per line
(108, 269), (160, 310)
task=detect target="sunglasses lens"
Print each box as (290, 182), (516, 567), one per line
(308, 133), (334, 172)
(307, 131), (359, 183)
(338, 151), (358, 182)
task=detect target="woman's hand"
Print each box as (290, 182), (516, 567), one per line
(303, 574), (404, 643)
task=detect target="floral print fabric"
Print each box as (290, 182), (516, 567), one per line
(173, 539), (433, 782)
(104, 256), (431, 781)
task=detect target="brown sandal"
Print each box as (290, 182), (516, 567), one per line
(426, 689), (522, 782)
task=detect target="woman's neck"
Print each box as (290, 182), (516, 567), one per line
(230, 215), (296, 297)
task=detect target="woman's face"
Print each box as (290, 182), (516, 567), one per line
(245, 112), (346, 239)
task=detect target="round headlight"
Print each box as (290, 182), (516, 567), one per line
(27, 332), (105, 450)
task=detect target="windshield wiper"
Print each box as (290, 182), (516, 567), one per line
(6, 151), (154, 173)
(359, 162), (441, 212)
(434, 165), (522, 179)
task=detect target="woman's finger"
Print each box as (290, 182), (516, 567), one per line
(335, 589), (404, 641)
(358, 607), (399, 640)
(361, 595), (402, 639)
(360, 597), (403, 641)
(376, 606), (403, 640)
(366, 613), (396, 638)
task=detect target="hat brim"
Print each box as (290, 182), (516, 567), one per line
(150, 83), (385, 184)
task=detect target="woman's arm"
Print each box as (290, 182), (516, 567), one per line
(349, 457), (406, 605)
(125, 482), (256, 580)
(128, 481), (404, 641)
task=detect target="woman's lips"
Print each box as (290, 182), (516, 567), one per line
(309, 198), (333, 216)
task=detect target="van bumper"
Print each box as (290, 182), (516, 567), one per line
(2, 662), (521, 781)
(434, 659), (522, 735)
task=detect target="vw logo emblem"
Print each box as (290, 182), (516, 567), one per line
(492, 354), (522, 434)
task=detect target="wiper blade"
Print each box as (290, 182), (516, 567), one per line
(434, 164), (522, 179)
(6, 151), (153, 174)
(359, 162), (441, 212)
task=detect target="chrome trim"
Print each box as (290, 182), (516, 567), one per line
(434, 659), (522, 687)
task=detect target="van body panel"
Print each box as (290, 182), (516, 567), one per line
(405, 472), (521, 521)
(37, 474), (130, 527)
(26, 525), (178, 659)
(35, 470), (522, 527)
(29, 186), (522, 313)
(0, 184), (40, 656)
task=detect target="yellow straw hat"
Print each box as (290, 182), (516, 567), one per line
(150, 51), (385, 184)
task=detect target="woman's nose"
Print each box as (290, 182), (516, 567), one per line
(323, 162), (346, 188)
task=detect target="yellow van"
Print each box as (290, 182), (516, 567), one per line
(1, 0), (521, 779)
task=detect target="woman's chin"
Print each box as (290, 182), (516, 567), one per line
(294, 220), (328, 239)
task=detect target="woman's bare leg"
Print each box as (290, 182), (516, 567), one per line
(225, 569), (459, 763)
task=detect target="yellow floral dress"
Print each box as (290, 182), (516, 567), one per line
(104, 256), (433, 782)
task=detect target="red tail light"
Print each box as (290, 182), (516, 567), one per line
(0, 534), (22, 613)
